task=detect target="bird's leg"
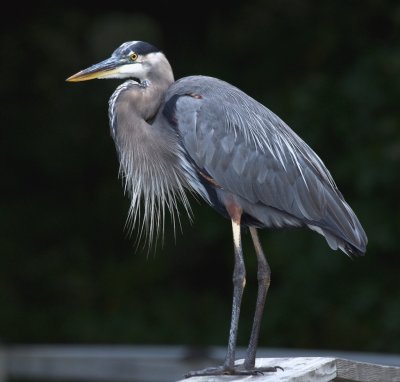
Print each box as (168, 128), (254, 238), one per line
(185, 218), (247, 377)
(244, 226), (275, 371)
(223, 218), (246, 371)
(184, 223), (280, 378)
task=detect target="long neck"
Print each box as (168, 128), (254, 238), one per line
(107, 62), (192, 243)
(109, 56), (174, 135)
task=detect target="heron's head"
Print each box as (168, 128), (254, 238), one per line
(67, 41), (173, 84)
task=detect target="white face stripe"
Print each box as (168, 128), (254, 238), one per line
(102, 52), (166, 80)
(117, 63), (147, 76)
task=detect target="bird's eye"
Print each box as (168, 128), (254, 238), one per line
(129, 52), (138, 61)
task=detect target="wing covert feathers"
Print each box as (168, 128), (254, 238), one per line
(164, 76), (367, 256)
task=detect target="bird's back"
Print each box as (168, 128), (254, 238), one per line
(161, 75), (367, 257)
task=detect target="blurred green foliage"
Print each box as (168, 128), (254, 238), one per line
(1, 1), (399, 354)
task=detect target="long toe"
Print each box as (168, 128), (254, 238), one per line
(184, 365), (226, 378)
(184, 364), (282, 378)
(254, 365), (284, 373)
(235, 365), (283, 375)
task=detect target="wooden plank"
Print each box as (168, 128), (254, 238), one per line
(178, 357), (400, 382)
(335, 358), (400, 382)
(177, 357), (337, 381)
(256, 347), (400, 368)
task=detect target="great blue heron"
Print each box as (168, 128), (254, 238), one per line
(67, 41), (367, 377)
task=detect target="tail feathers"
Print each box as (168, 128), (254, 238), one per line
(308, 201), (367, 259)
(319, 187), (367, 257)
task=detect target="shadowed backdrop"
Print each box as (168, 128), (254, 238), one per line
(1, 1), (399, 354)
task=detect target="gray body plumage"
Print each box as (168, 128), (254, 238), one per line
(67, 41), (367, 376)
(169, 76), (366, 255)
(110, 73), (366, 256)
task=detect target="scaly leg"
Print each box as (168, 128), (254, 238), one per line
(223, 219), (246, 371)
(185, 219), (246, 377)
(244, 226), (272, 370)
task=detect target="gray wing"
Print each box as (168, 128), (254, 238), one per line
(163, 76), (367, 256)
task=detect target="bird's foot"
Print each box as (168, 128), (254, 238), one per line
(184, 364), (283, 378)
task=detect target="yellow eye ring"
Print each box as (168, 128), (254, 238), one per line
(129, 52), (138, 61)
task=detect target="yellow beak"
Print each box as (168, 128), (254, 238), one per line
(66, 57), (121, 82)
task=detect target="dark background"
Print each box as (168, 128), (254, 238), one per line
(1, 1), (400, 355)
